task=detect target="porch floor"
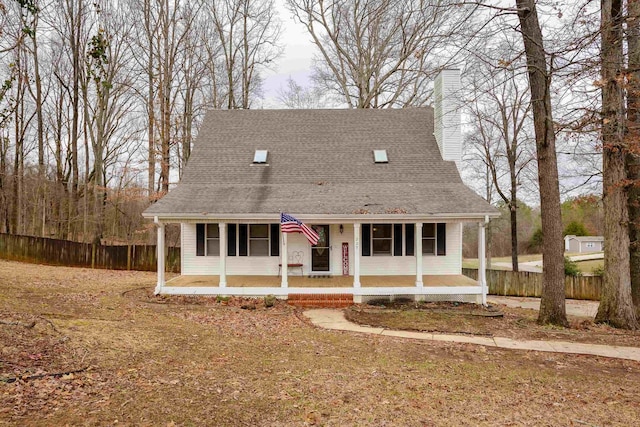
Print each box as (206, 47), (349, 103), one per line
(165, 274), (477, 288)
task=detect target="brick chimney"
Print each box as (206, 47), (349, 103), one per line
(434, 69), (462, 171)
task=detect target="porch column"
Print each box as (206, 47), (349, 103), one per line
(478, 220), (487, 305)
(154, 217), (165, 294)
(219, 223), (227, 287)
(281, 231), (288, 288)
(415, 223), (423, 287)
(353, 223), (361, 287)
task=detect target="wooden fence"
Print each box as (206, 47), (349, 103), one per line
(463, 268), (601, 301)
(0, 233), (180, 273)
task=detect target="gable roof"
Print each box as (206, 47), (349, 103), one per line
(144, 108), (497, 219)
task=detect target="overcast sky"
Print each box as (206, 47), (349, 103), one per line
(260, 0), (315, 108)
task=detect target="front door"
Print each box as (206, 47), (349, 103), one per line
(311, 225), (330, 272)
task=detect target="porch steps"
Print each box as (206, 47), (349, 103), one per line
(287, 293), (353, 308)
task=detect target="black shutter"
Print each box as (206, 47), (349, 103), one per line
(405, 224), (415, 256)
(227, 224), (236, 256)
(270, 224), (280, 256)
(437, 223), (446, 256)
(196, 223), (205, 256)
(239, 224), (248, 256)
(362, 224), (371, 256)
(393, 224), (403, 256)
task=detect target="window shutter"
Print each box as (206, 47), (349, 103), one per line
(270, 224), (280, 256)
(362, 224), (371, 256)
(405, 224), (415, 256)
(196, 223), (205, 256)
(393, 224), (403, 256)
(227, 224), (236, 256)
(437, 223), (446, 256)
(238, 224), (248, 256)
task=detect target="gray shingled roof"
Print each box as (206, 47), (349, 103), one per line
(567, 236), (604, 242)
(144, 108), (497, 218)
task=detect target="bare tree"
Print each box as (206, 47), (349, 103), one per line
(465, 54), (535, 272)
(277, 76), (332, 108)
(596, 0), (638, 328)
(84, 2), (137, 243)
(515, 0), (567, 326)
(207, 0), (282, 109)
(287, 0), (478, 108)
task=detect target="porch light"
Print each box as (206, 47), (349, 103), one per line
(339, 224), (344, 234)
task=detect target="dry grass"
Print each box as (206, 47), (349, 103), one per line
(574, 259), (604, 274)
(345, 301), (640, 347)
(1, 259), (639, 426)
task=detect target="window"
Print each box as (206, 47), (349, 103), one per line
(206, 224), (220, 256)
(359, 223), (446, 257)
(233, 224), (278, 256)
(422, 223), (436, 255)
(372, 224), (392, 255)
(253, 150), (268, 164)
(373, 149), (388, 163)
(249, 224), (270, 256)
(196, 224), (220, 256)
(586, 242), (595, 248)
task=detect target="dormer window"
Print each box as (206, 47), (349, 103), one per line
(253, 150), (268, 164)
(373, 150), (388, 163)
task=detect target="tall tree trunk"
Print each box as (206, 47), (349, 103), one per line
(29, 22), (46, 236)
(68, 0), (83, 239)
(516, 0), (567, 326)
(145, 0), (156, 199)
(596, 0), (638, 329)
(628, 0), (640, 314)
(510, 204), (519, 272)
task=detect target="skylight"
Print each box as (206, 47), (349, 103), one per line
(253, 150), (268, 164)
(373, 150), (388, 163)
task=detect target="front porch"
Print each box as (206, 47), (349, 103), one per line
(167, 274), (477, 288)
(152, 217), (489, 304)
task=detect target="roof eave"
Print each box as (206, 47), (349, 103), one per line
(142, 212), (501, 223)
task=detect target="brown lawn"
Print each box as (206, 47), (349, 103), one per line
(345, 301), (640, 347)
(1, 259), (639, 426)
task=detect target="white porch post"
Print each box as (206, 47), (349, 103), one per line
(478, 220), (487, 305)
(415, 222), (423, 287)
(281, 231), (288, 288)
(154, 217), (165, 294)
(219, 223), (227, 287)
(353, 223), (361, 287)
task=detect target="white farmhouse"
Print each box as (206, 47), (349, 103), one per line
(143, 70), (499, 304)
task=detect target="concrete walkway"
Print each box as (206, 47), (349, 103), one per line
(303, 309), (640, 362)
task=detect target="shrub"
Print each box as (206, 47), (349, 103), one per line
(529, 227), (543, 251)
(592, 265), (605, 276)
(564, 221), (588, 237)
(564, 257), (582, 277)
(264, 294), (276, 308)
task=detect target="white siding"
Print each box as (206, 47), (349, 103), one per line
(181, 221), (463, 277)
(360, 257), (417, 275)
(227, 257), (280, 275)
(423, 222), (462, 275)
(568, 239), (581, 253)
(579, 240), (604, 253)
(181, 223), (219, 275)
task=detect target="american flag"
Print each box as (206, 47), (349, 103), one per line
(280, 213), (320, 245)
